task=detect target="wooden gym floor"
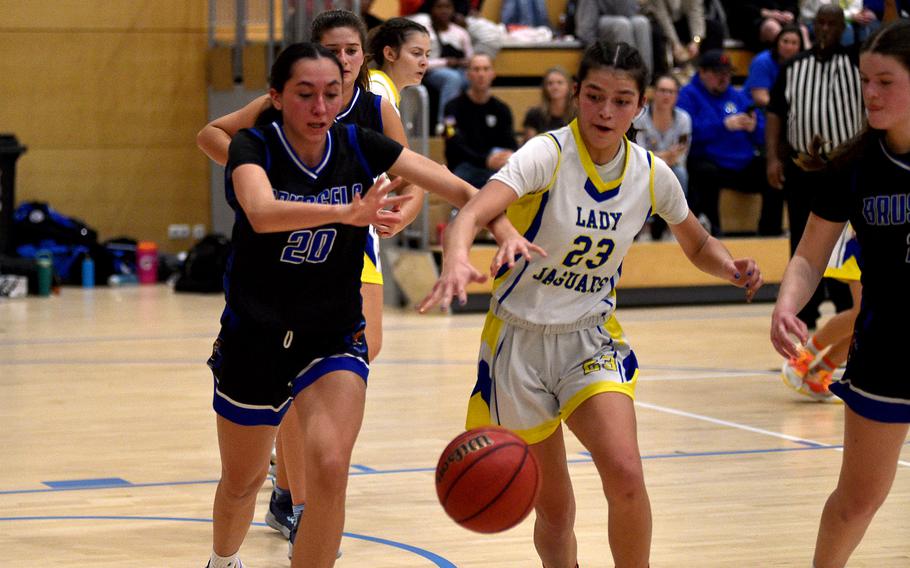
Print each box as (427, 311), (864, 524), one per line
(1, 286), (908, 567)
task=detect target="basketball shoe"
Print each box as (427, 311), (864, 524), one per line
(265, 489), (295, 538)
(782, 349), (836, 402)
(781, 346), (816, 393)
(801, 367), (836, 402)
(204, 559), (243, 568)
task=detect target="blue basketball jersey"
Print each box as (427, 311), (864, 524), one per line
(223, 121), (402, 332)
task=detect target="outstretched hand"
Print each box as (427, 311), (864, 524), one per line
(490, 236), (547, 276)
(417, 255), (488, 313)
(346, 177), (411, 227)
(724, 258), (763, 302)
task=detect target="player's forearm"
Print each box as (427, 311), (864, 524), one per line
(443, 207), (481, 263)
(777, 255), (824, 315)
(397, 184), (426, 226)
(485, 214), (519, 244)
(243, 199), (351, 233)
(196, 125), (232, 166)
(687, 235), (736, 281)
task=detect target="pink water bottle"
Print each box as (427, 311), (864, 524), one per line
(136, 241), (159, 284)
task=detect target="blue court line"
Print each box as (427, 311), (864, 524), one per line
(0, 516), (456, 567)
(43, 477), (131, 489)
(0, 443), (850, 497)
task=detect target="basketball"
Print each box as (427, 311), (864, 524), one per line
(435, 426), (540, 533)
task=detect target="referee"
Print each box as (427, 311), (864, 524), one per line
(766, 4), (862, 329)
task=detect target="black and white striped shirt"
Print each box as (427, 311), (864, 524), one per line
(768, 47), (863, 155)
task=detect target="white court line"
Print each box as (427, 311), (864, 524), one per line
(636, 400), (910, 468)
(640, 371), (774, 382)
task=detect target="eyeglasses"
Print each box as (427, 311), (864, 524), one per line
(656, 88), (678, 95)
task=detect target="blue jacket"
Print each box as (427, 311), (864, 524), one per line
(677, 74), (764, 171)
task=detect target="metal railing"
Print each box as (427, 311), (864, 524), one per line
(399, 85), (432, 250)
(207, 0), (372, 87)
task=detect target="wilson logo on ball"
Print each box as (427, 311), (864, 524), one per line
(435, 433), (494, 484)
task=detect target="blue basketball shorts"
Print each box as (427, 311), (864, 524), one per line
(207, 312), (369, 426)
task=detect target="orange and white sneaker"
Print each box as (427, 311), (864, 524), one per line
(781, 347), (816, 393)
(802, 368), (837, 402)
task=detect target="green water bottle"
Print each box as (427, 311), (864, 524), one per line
(35, 250), (53, 297)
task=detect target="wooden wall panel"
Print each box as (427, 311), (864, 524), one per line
(0, 2), (209, 253)
(14, 149), (209, 252)
(0, 33), (207, 148)
(0, 1), (205, 30)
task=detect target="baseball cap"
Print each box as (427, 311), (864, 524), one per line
(697, 49), (733, 72)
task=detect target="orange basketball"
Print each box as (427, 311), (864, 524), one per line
(435, 426), (540, 533)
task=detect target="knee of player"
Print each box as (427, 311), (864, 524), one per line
(308, 452), (353, 489)
(598, 456), (646, 500)
(219, 465), (270, 500)
(534, 498), (576, 531)
(834, 486), (888, 521)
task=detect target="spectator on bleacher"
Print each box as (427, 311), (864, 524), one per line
(403, 1), (505, 58)
(633, 74), (691, 240)
(678, 49), (784, 236)
(409, 0), (473, 133)
(501, 0), (551, 28)
(850, 0), (910, 41)
(743, 23), (804, 107)
(368, 18), (431, 112)
(642, 0), (724, 66)
(766, 4), (860, 328)
(443, 53), (518, 187)
(723, 0), (800, 51)
(521, 67), (576, 141)
(575, 0), (654, 74)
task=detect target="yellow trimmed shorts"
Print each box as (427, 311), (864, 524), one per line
(361, 225), (383, 285)
(824, 224), (861, 283)
(466, 310), (639, 444)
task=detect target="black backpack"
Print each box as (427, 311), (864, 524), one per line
(174, 234), (231, 294)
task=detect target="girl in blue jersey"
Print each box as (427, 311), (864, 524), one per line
(203, 42), (528, 568)
(197, 11), (436, 553)
(771, 21), (910, 568)
(419, 41), (762, 568)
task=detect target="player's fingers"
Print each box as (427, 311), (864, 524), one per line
(527, 242), (548, 258)
(469, 266), (488, 284)
(383, 194), (413, 208)
(417, 281), (446, 313)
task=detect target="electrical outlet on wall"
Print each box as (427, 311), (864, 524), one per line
(192, 224), (207, 239)
(168, 224), (190, 239)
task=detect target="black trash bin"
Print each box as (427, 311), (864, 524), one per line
(0, 135), (27, 256)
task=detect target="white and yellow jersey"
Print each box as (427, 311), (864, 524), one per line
(489, 120), (689, 327)
(368, 69), (401, 114)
